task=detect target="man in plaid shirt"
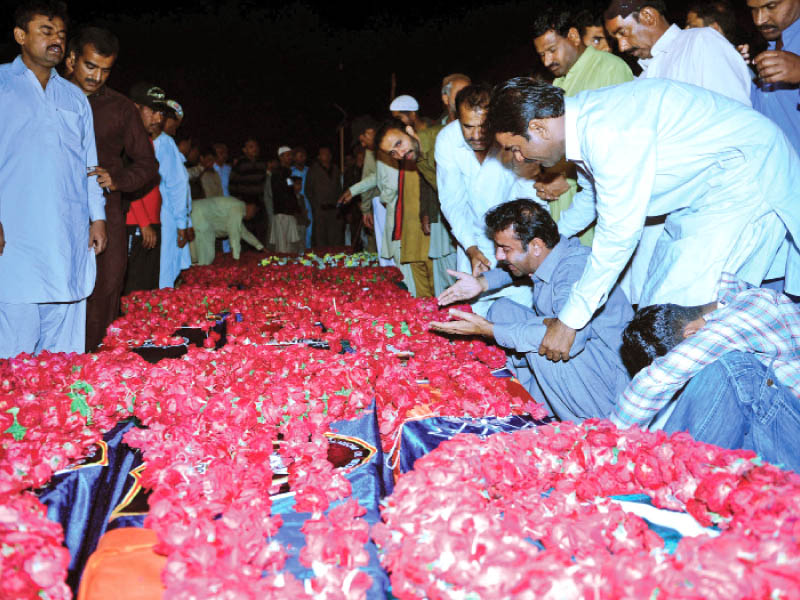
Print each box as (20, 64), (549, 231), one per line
(614, 273), (800, 471)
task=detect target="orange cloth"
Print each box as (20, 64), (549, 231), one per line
(77, 528), (166, 600)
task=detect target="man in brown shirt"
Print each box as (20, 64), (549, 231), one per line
(65, 27), (158, 350)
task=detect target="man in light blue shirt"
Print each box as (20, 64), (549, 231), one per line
(432, 200), (632, 421)
(489, 77), (800, 362)
(749, 0), (800, 153)
(0, 3), (106, 358)
(155, 127), (192, 288)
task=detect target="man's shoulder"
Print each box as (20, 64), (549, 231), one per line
(676, 25), (736, 53)
(585, 46), (631, 71)
(437, 120), (461, 144)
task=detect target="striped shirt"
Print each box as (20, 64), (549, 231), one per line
(611, 273), (800, 428)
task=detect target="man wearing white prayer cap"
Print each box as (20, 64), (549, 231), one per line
(390, 94), (428, 132)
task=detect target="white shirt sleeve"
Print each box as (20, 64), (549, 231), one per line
(558, 126), (656, 329)
(557, 165), (596, 237)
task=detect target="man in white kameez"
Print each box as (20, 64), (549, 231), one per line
(435, 84), (541, 316)
(0, 2), (107, 358)
(489, 77), (800, 361)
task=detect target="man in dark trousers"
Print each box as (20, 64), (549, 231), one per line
(65, 27), (158, 350)
(306, 146), (343, 248)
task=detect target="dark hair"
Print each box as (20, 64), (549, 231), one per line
(687, 0), (737, 43)
(374, 117), (408, 149)
(604, 0), (667, 21)
(67, 26), (119, 59)
(532, 9), (572, 39)
(572, 9), (604, 37)
(484, 199), (560, 249)
(199, 146), (216, 159)
(14, 0), (68, 31)
(488, 77), (565, 139)
(454, 83), (492, 115)
(621, 304), (707, 374)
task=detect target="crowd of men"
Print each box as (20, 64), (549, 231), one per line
(1, 0), (799, 470)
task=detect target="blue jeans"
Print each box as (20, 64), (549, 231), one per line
(664, 351), (800, 473)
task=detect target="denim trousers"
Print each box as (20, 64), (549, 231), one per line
(663, 351), (800, 473)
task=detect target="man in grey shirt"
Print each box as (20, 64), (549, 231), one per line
(431, 199), (633, 421)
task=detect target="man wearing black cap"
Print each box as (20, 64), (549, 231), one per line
(65, 27), (158, 350)
(123, 81), (170, 292)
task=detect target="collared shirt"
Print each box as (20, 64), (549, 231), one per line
(291, 164), (309, 195)
(213, 162), (232, 195)
(752, 16), (800, 154)
(435, 120), (541, 272)
(638, 24), (751, 105)
(556, 78), (800, 330)
(554, 45), (633, 94)
(0, 56), (105, 303)
(612, 273), (800, 427)
(485, 236), (633, 357)
(87, 84), (158, 202)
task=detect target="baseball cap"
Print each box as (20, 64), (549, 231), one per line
(389, 95), (419, 112)
(166, 100), (184, 120)
(129, 82), (168, 112)
(277, 146), (292, 156)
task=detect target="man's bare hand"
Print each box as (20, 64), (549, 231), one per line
(437, 269), (487, 306)
(538, 317), (576, 362)
(89, 220), (107, 255)
(466, 245), (491, 276)
(421, 215), (431, 235)
(754, 50), (800, 84)
(338, 189), (353, 205)
(0, 221), (5, 256)
(430, 308), (493, 337)
(534, 174), (571, 201)
(362, 212), (374, 230)
(186, 227), (195, 242)
(87, 166), (116, 192)
(245, 203), (258, 220)
(141, 225), (157, 249)
(177, 228), (188, 248)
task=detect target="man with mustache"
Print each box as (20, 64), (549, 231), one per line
(434, 84), (540, 315)
(65, 27), (158, 351)
(376, 118), (457, 296)
(0, 1), (107, 358)
(748, 0), (800, 191)
(531, 8), (633, 246)
(599, 0), (753, 306)
(431, 200), (633, 422)
(604, 0), (750, 106)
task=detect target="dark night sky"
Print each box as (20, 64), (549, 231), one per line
(1, 0), (759, 160)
